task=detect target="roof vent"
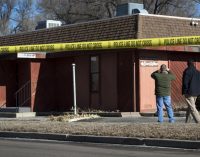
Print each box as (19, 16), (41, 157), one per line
(116, 3), (148, 16)
(35, 20), (62, 30)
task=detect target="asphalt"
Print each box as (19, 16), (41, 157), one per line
(0, 114), (199, 150)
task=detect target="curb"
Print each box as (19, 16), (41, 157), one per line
(0, 131), (199, 149)
(65, 135), (143, 145)
(143, 138), (200, 149)
(0, 132), (66, 141)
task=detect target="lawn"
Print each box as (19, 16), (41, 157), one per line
(0, 115), (200, 141)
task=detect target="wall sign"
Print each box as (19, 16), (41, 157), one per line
(140, 60), (158, 67)
(17, 53), (36, 58)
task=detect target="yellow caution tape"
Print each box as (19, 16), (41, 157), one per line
(0, 35), (200, 53)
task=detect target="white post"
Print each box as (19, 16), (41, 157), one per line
(72, 63), (77, 115)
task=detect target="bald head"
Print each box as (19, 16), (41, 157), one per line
(160, 64), (167, 72)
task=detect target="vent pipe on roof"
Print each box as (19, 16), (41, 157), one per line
(116, 3), (148, 16)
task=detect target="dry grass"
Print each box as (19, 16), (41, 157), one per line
(0, 119), (200, 141)
(48, 114), (99, 122)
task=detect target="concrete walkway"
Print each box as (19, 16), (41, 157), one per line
(77, 116), (187, 123)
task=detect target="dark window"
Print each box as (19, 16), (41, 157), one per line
(90, 56), (99, 92)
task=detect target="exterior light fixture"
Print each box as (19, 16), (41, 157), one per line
(191, 18), (198, 26)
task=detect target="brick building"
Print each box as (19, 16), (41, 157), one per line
(0, 14), (200, 113)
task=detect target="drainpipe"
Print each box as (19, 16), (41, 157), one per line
(72, 63), (77, 115)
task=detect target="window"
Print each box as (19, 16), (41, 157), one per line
(90, 56), (99, 92)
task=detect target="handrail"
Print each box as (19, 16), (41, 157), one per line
(15, 80), (33, 112)
(0, 101), (6, 108)
(15, 80), (31, 94)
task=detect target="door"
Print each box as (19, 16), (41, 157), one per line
(117, 52), (134, 112)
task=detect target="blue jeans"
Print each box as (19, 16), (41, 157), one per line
(156, 96), (175, 123)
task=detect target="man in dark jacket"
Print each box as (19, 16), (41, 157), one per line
(151, 64), (176, 123)
(182, 60), (200, 123)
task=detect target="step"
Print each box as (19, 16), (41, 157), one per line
(0, 112), (36, 118)
(0, 107), (31, 113)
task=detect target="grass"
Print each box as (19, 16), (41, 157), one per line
(0, 116), (200, 141)
(48, 113), (99, 122)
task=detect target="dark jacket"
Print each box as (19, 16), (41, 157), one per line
(182, 65), (200, 96)
(151, 70), (176, 96)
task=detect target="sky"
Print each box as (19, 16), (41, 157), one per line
(195, 3), (200, 17)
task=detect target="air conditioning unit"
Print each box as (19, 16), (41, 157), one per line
(35, 20), (62, 30)
(116, 3), (148, 16)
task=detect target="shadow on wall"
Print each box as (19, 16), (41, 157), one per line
(33, 58), (74, 112)
(0, 61), (20, 108)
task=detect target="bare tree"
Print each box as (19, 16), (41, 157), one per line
(11, 0), (36, 33)
(0, 0), (16, 36)
(143, 0), (197, 17)
(36, 0), (72, 24)
(81, 0), (121, 19)
(37, 0), (198, 25)
(0, 0), (197, 35)
(193, 0), (200, 3)
(191, 0), (200, 16)
(37, 0), (123, 24)
(168, 0), (197, 17)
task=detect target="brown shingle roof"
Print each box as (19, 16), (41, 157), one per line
(137, 14), (200, 38)
(1, 14), (200, 47)
(0, 15), (138, 46)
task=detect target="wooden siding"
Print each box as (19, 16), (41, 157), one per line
(117, 51), (133, 112)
